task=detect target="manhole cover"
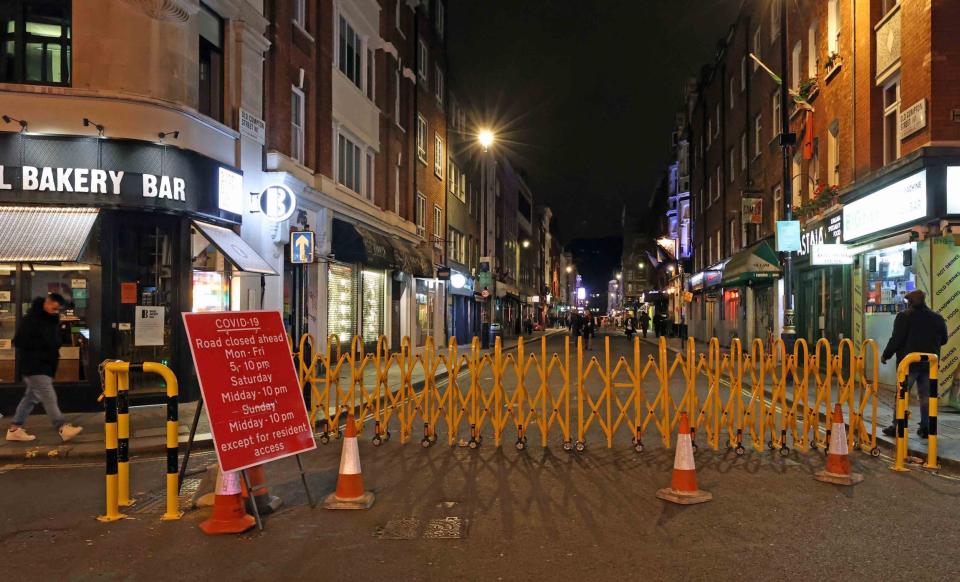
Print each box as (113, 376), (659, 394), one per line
(128, 476), (200, 515)
(374, 518), (420, 540)
(422, 517), (467, 539)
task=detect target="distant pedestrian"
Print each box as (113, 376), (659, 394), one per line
(570, 312), (582, 341)
(639, 311), (650, 338)
(583, 312), (596, 350)
(880, 290), (947, 440)
(6, 294), (83, 443)
(624, 315), (635, 340)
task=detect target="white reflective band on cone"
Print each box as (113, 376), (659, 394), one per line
(830, 423), (849, 456)
(675, 433), (696, 470)
(219, 470), (241, 495)
(340, 438), (362, 475)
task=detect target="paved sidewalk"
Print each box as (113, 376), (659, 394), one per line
(642, 336), (960, 468)
(0, 328), (565, 462)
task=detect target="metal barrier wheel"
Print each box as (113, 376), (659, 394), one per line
(779, 447), (790, 457)
(372, 435), (383, 447)
(320, 434), (330, 445)
(421, 437), (432, 448)
(468, 438), (480, 450)
(575, 441), (586, 452)
(562, 441), (573, 452)
(634, 442), (644, 453)
(735, 445), (745, 456)
(767, 440), (775, 451)
(871, 447), (881, 457)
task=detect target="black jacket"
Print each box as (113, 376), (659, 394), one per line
(881, 304), (948, 368)
(13, 297), (62, 377)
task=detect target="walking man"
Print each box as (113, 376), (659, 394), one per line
(6, 294), (83, 443)
(639, 310), (650, 338)
(880, 290), (947, 440)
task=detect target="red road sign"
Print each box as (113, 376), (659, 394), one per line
(182, 310), (315, 472)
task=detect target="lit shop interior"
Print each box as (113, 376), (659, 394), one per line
(861, 241), (916, 384)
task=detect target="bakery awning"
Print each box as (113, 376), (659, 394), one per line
(0, 206), (98, 262)
(720, 240), (781, 286)
(192, 220), (277, 274)
(391, 238), (433, 278)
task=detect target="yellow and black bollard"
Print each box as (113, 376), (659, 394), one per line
(117, 365), (132, 507)
(892, 353), (939, 472)
(98, 361), (128, 522)
(145, 362), (183, 521)
(925, 358), (939, 470)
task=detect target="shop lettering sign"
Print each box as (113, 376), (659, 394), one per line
(843, 170), (927, 241)
(798, 212), (842, 257)
(0, 164), (186, 201)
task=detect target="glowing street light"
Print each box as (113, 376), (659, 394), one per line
(638, 263), (645, 269)
(615, 273), (622, 280)
(565, 265), (573, 273)
(478, 129), (495, 150)
(522, 239), (530, 248)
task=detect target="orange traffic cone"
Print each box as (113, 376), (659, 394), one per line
(241, 465), (283, 515)
(322, 413), (375, 509)
(657, 412), (712, 505)
(199, 469), (257, 535)
(814, 404), (864, 486)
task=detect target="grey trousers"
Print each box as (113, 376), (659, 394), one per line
(12, 375), (65, 428)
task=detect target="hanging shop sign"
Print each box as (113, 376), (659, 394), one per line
(258, 184), (297, 222)
(436, 266), (451, 280)
(183, 310), (316, 472)
(742, 197), (763, 224)
(843, 170), (927, 241)
(217, 167), (244, 215)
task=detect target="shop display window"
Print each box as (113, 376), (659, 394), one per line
(864, 242), (915, 315)
(328, 263), (356, 347)
(360, 270), (385, 347)
(191, 226), (232, 313)
(416, 278), (437, 347)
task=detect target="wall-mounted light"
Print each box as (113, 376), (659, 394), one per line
(158, 130), (180, 141)
(83, 118), (105, 137)
(2, 115), (28, 132)
(522, 239), (530, 248)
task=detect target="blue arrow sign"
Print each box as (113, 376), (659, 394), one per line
(290, 230), (314, 264)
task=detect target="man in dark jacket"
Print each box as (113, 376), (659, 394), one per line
(880, 289), (947, 439)
(6, 294), (83, 443)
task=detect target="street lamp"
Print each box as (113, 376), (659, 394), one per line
(522, 239), (530, 248)
(478, 129), (494, 151)
(615, 273), (622, 280)
(565, 265), (572, 273)
(638, 263), (644, 269)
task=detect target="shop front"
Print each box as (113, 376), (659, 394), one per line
(0, 133), (273, 410)
(795, 210), (851, 346)
(328, 218), (432, 352)
(686, 267), (722, 342)
(719, 240), (781, 346)
(447, 269), (477, 346)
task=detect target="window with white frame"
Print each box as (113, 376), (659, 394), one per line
(714, 166), (721, 201)
(434, 133), (443, 178)
(740, 57), (747, 91)
(337, 132), (363, 194)
(729, 77), (736, 109)
(418, 38), (428, 81)
(394, 69), (402, 127)
(827, 0), (840, 55)
(435, 0), (445, 38)
(417, 115), (427, 162)
(791, 42), (802, 92)
(770, 0), (780, 42)
(291, 87), (305, 164)
(293, 0), (305, 29)
(435, 65), (444, 105)
(883, 77), (901, 166)
(366, 48), (374, 100)
(772, 90), (781, 140)
(828, 120), (840, 186)
(773, 184), (782, 223)
(753, 27), (761, 71)
(729, 218), (737, 254)
(807, 22), (818, 78)
(740, 132), (747, 171)
(754, 114), (762, 157)
(729, 148), (735, 183)
(433, 205), (442, 246)
(339, 16), (363, 91)
(415, 193), (426, 237)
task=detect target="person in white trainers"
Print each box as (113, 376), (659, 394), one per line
(6, 294), (82, 443)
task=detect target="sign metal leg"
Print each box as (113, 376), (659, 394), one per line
(296, 454), (316, 508)
(241, 469), (264, 531)
(177, 397), (204, 493)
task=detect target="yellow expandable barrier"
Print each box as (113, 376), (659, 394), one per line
(98, 361), (181, 523)
(892, 352), (939, 472)
(298, 334), (881, 457)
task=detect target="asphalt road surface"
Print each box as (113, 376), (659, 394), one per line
(4, 330), (959, 581)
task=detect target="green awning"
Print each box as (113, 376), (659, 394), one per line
(720, 240), (781, 286)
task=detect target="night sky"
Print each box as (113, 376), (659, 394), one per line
(447, 0), (741, 242)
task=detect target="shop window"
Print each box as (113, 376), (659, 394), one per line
(0, 0), (72, 86)
(191, 226), (233, 313)
(198, 4), (224, 122)
(327, 263), (356, 345)
(864, 242), (915, 315)
(360, 270), (385, 346)
(416, 278), (437, 347)
(723, 288), (740, 322)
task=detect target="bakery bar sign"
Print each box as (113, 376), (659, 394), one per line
(0, 164), (187, 202)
